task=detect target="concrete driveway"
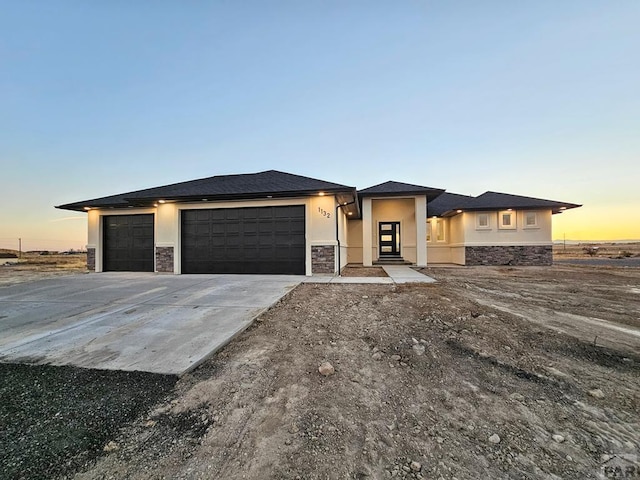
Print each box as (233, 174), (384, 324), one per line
(0, 273), (301, 375)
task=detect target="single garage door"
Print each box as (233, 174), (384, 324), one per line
(181, 205), (305, 274)
(103, 214), (155, 272)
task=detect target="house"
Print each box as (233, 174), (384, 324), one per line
(56, 170), (580, 274)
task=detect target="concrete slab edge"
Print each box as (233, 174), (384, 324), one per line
(176, 281), (302, 376)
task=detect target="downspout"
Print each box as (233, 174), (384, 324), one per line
(335, 200), (356, 276)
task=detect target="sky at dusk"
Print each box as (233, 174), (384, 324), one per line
(1, 1), (639, 251)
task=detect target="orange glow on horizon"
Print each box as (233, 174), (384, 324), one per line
(553, 204), (640, 241)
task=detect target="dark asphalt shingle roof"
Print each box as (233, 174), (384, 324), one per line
(427, 190), (581, 217)
(57, 170), (356, 211)
(471, 191), (581, 211)
(358, 181), (445, 201)
(427, 192), (475, 217)
(57, 169), (581, 217)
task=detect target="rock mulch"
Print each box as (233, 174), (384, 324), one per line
(0, 363), (175, 480)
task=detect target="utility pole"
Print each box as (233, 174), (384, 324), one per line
(563, 233), (566, 252)
(18, 238), (22, 258)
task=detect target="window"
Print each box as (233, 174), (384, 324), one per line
(499, 210), (516, 230)
(428, 218), (446, 242)
(524, 211), (538, 228)
(436, 219), (445, 242)
(475, 213), (490, 230)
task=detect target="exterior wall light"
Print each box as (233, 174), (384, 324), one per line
(456, 210), (462, 213)
(318, 192), (325, 196)
(560, 206), (567, 210)
(83, 207), (91, 211)
(158, 200), (166, 204)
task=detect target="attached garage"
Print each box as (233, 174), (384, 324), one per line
(103, 214), (155, 272)
(181, 205), (306, 274)
(58, 170), (361, 274)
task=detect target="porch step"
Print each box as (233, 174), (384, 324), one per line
(373, 258), (413, 265)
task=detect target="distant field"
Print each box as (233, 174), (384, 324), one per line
(0, 250), (87, 285)
(553, 242), (640, 259)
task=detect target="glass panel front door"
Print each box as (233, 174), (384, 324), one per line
(378, 222), (400, 257)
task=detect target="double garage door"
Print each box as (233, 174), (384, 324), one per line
(103, 207), (305, 274)
(181, 205), (305, 274)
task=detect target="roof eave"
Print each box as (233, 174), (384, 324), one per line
(126, 187), (356, 204)
(358, 188), (445, 201)
(56, 187), (359, 212)
(55, 204), (94, 212)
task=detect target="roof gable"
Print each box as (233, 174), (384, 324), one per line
(358, 181), (444, 201)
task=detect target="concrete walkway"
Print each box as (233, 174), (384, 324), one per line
(305, 266), (436, 284)
(0, 273), (301, 375)
(382, 265), (437, 283)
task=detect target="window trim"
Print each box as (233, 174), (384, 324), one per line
(475, 212), (491, 230)
(523, 211), (538, 229)
(498, 210), (516, 230)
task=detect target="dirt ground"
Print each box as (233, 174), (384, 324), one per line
(0, 252), (87, 286)
(35, 264), (632, 479)
(1, 261), (639, 479)
(340, 266), (388, 277)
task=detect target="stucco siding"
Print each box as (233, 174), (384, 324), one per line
(427, 245), (452, 263)
(463, 209), (552, 246)
(451, 246), (465, 265)
(346, 219), (363, 264)
(450, 214), (465, 244)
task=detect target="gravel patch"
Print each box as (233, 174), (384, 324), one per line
(0, 363), (176, 479)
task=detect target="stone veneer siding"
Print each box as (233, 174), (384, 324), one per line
(312, 245), (335, 274)
(155, 246), (174, 273)
(465, 245), (552, 266)
(87, 247), (96, 271)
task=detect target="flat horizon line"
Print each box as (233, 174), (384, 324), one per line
(553, 239), (640, 244)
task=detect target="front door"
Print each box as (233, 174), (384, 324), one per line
(379, 222), (401, 257)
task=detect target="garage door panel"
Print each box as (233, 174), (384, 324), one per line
(103, 214), (154, 272)
(203, 210), (221, 221)
(287, 247), (305, 258)
(182, 206), (305, 274)
(242, 209), (258, 220)
(208, 236), (224, 247)
(193, 224), (209, 235)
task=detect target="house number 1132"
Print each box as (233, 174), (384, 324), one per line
(318, 207), (331, 218)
